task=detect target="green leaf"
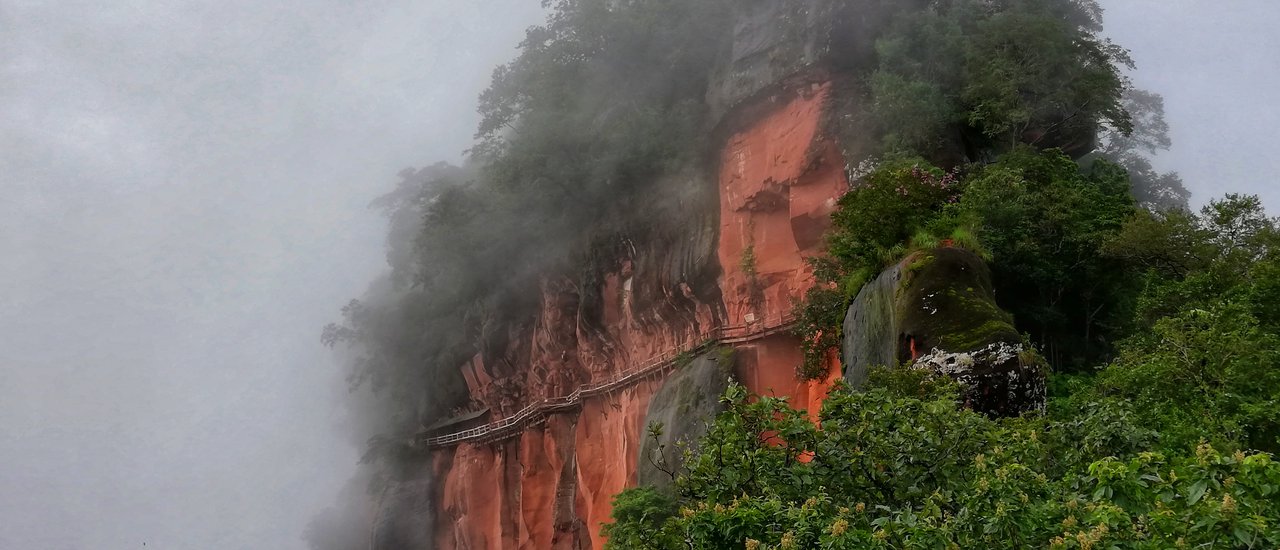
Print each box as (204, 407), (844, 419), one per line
(1186, 479), (1209, 505)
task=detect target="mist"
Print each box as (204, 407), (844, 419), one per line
(1, 2), (541, 548)
(2, 1), (1278, 549)
(1103, 0), (1280, 210)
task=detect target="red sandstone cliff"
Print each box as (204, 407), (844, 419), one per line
(429, 76), (849, 549)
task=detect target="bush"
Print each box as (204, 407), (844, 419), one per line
(607, 384), (1280, 549)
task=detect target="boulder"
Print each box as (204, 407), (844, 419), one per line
(842, 247), (1045, 415)
(637, 349), (735, 492)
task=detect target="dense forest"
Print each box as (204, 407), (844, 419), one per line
(313, 0), (1279, 548)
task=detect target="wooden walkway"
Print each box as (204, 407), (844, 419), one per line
(418, 315), (795, 448)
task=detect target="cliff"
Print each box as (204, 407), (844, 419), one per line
(842, 247), (1047, 416)
(426, 72), (849, 549)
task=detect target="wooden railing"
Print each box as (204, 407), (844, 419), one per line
(418, 315), (795, 448)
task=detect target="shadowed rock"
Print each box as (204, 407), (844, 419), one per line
(371, 473), (434, 550)
(638, 349), (735, 493)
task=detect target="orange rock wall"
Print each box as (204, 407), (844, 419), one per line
(433, 79), (848, 549)
(718, 81), (847, 330)
(717, 80), (848, 420)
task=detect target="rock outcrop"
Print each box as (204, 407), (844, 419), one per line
(842, 247), (1046, 415)
(638, 349), (736, 493)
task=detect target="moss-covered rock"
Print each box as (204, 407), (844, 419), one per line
(843, 247), (1044, 415)
(638, 349), (736, 493)
(841, 262), (902, 388)
(897, 247), (1022, 355)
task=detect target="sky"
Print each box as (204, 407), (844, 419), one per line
(1103, 0), (1280, 210)
(0, 1), (1277, 549)
(0, 1), (543, 548)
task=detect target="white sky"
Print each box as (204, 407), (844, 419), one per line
(1104, 0), (1280, 210)
(0, 2), (542, 548)
(0, 1), (1276, 549)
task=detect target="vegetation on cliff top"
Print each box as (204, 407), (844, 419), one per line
(321, 0), (734, 470)
(668, 168), (1280, 547)
(609, 0), (1280, 547)
(312, 4), (740, 546)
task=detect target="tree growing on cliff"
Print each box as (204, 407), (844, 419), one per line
(795, 159), (964, 378)
(797, 148), (1134, 375)
(870, 0), (1132, 159)
(958, 148), (1136, 367)
(1096, 89), (1190, 211)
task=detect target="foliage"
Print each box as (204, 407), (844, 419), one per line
(1096, 304), (1280, 454)
(1086, 194), (1280, 454)
(796, 148), (1135, 375)
(870, 0), (1132, 157)
(602, 486), (680, 549)
(957, 148), (1136, 367)
(792, 283), (847, 380)
(793, 160), (962, 378)
(827, 159), (963, 280)
(607, 383), (1280, 549)
(1097, 88), (1190, 211)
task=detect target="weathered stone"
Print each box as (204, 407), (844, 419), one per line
(842, 247), (1045, 415)
(707, 0), (836, 119)
(911, 342), (1047, 416)
(841, 263), (901, 388)
(638, 350), (735, 493)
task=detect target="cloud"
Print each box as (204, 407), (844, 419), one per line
(0, 2), (542, 548)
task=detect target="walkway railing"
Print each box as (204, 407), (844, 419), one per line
(418, 315), (795, 448)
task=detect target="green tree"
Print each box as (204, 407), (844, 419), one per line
(1097, 304), (1280, 453)
(608, 383), (1280, 549)
(870, 0), (1132, 158)
(1097, 89), (1190, 211)
(957, 148), (1135, 367)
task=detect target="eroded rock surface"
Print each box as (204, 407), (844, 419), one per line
(911, 342), (1046, 416)
(638, 350), (735, 493)
(428, 75), (849, 549)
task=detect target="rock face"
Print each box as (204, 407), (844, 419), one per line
(421, 2), (890, 545)
(707, 0), (835, 118)
(638, 350), (735, 493)
(842, 247), (1046, 415)
(841, 262), (902, 389)
(372, 473), (435, 550)
(424, 74), (850, 549)
(911, 342), (1046, 417)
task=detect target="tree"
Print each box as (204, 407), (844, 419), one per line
(607, 382), (1280, 549)
(1097, 303), (1280, 453)
(870, 0), (1132, 159)
(956, 148), (1135, 367)
(1097, 89), (1190, 211)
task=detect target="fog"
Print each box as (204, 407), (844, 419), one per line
(0, 1), (1276, 549)
(1104, 0), (1280, 210)
(0, 2), (542, 548)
